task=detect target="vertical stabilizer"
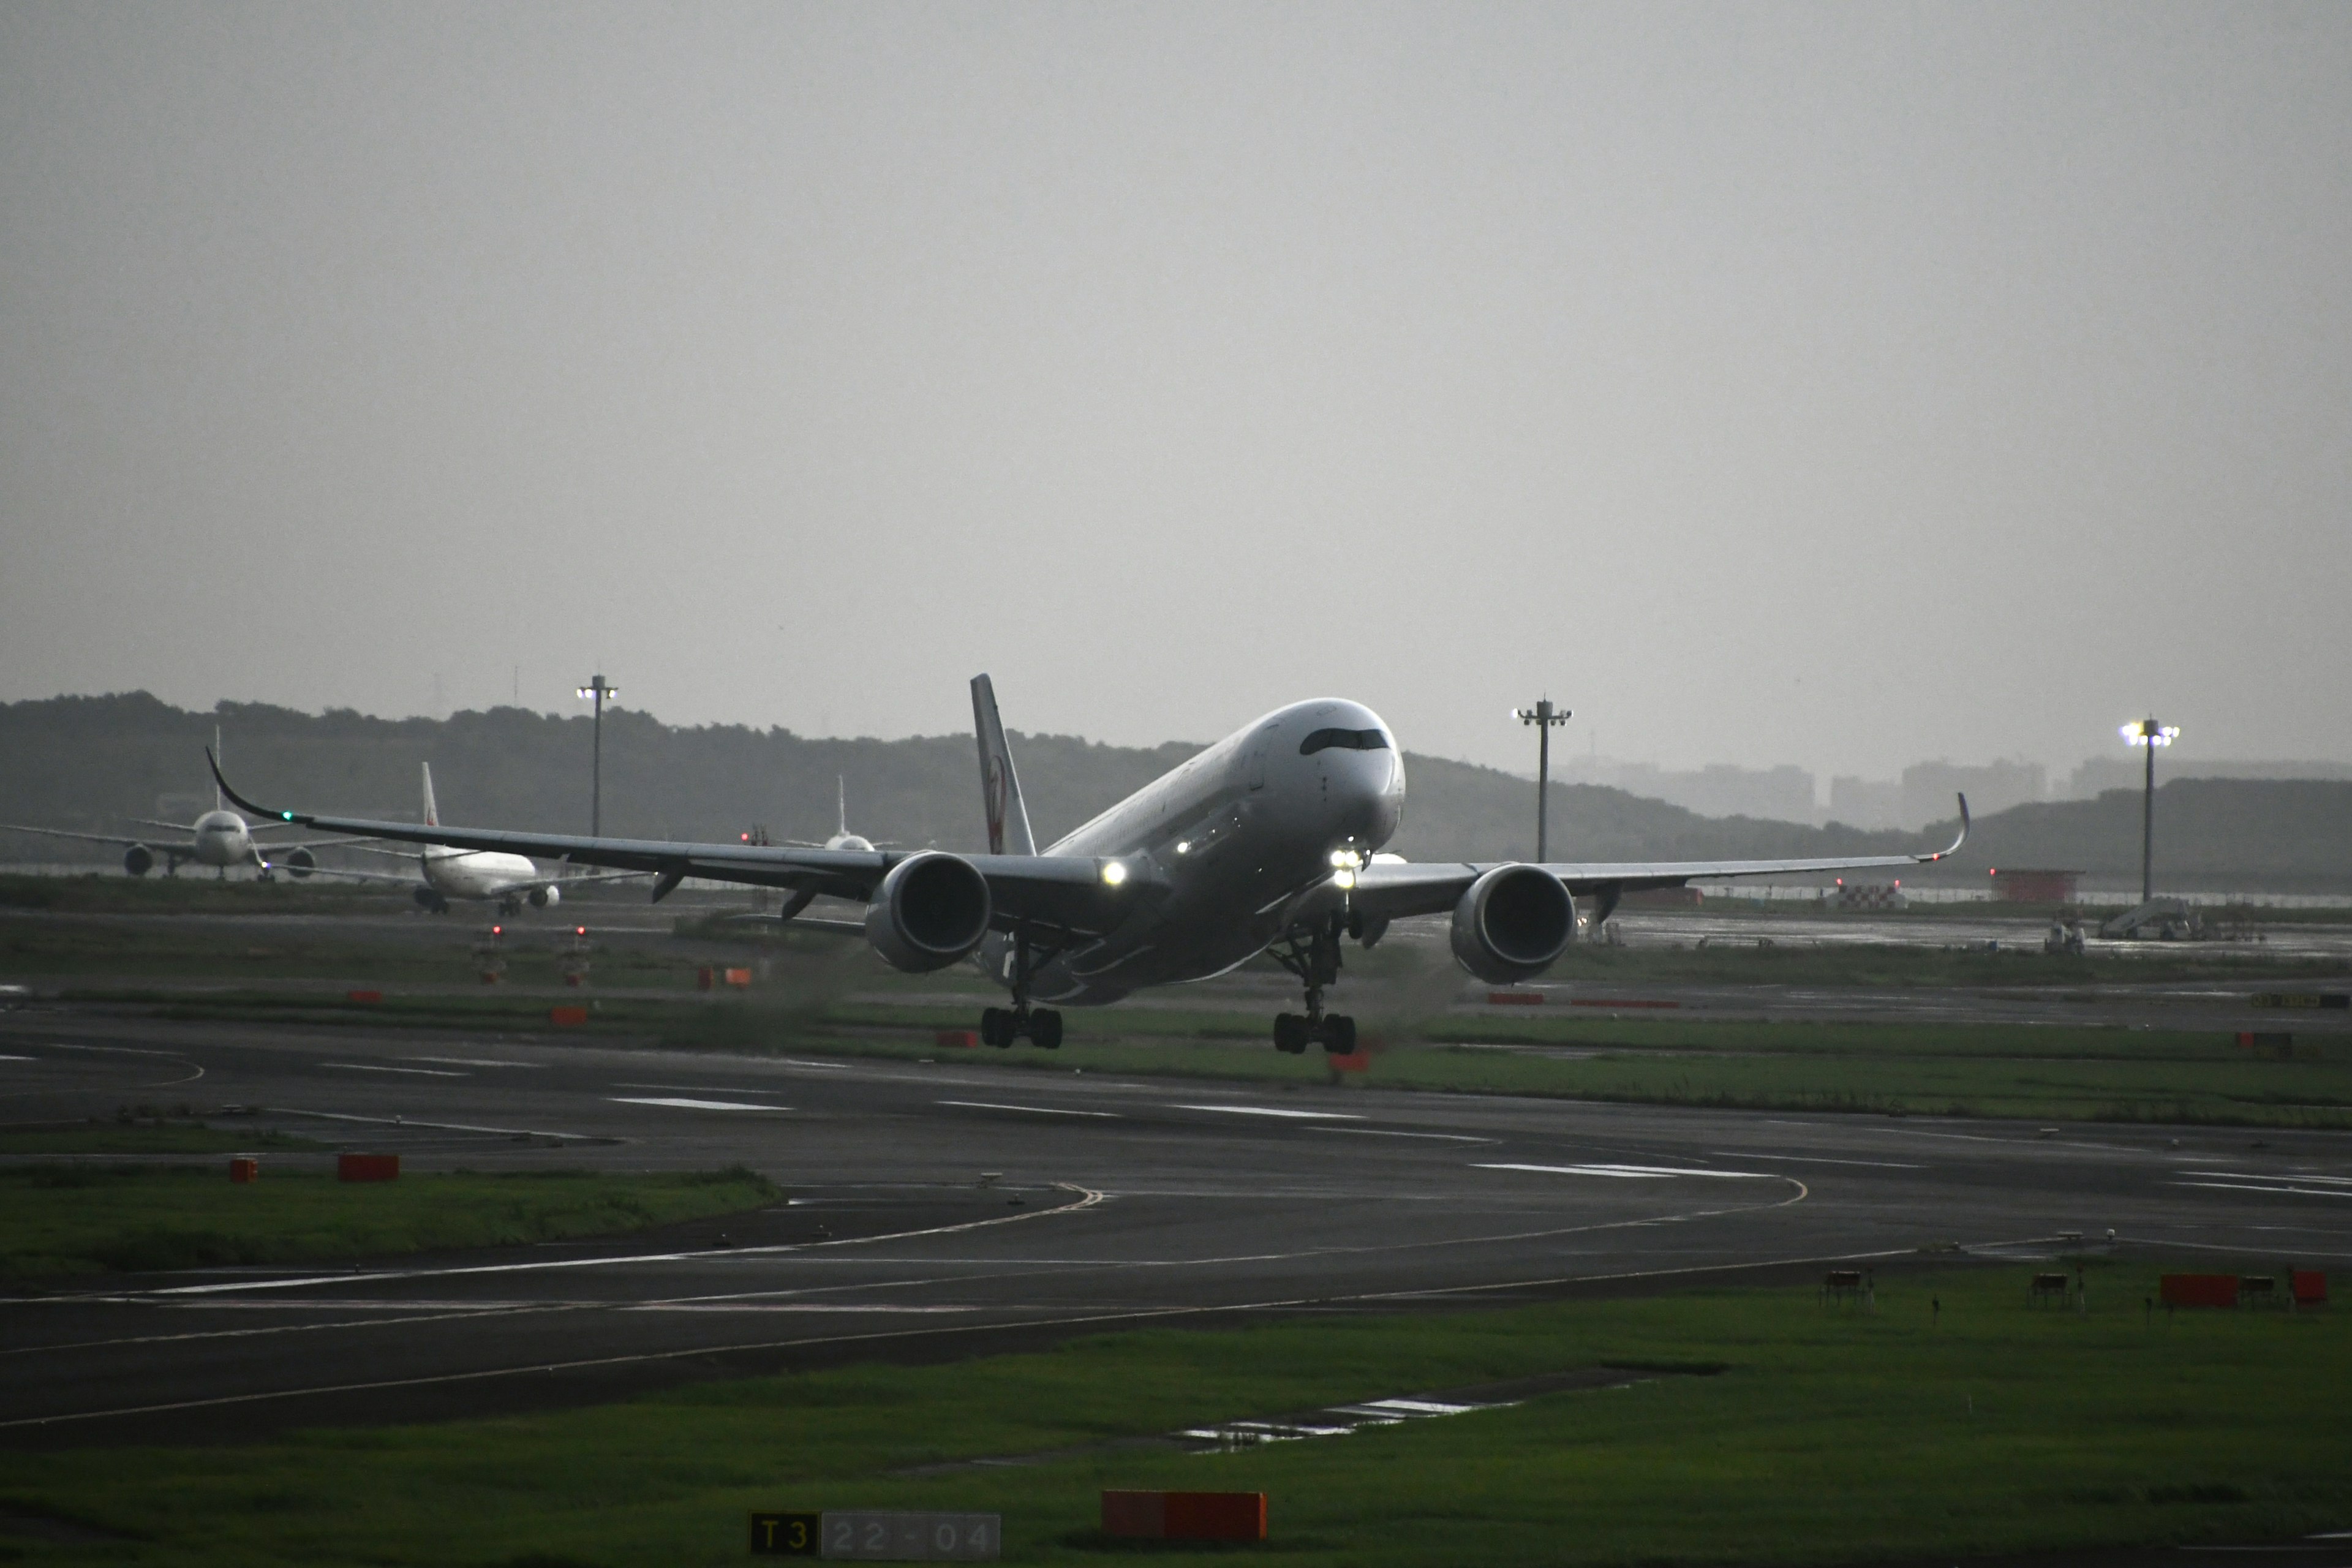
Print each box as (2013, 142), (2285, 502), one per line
(214, 727), (224, 812)
(837, 775), (848, 838)
(970, 674), (1036, 857)
(421, 763), (440, 829)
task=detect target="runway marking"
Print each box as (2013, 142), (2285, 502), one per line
(937, 1100), (1118, 1118)
(2179, 1170), (2352, 1186)
(1174, 1104), (1365, 1121)
(621, 1303), (975, 1314)
(37, 1041), (204, 1086)
(612, 1082), (789, 1096)
(415, 1057), (544, 1069)
(96, 1183), (1109, 1298)
(1307, 1127), (1494, 1144)
(1708, 1151), (1924, 1170)
(0, 1054), (30, 1061)
(1476, 1162), (1777, 1181)
(2171, 1180), (2352, 1200)
(609, 1096), (786, 1112)
(0, 1306), (557, 1357)
(0, 1194), (1885, 1434)
(323, 1063), (467, 1077)
(270, 1106), (597, 1142)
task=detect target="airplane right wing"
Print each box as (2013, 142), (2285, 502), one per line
(210, 752), (1145, 938)
(0, 822), (193, 852)
(1351, 797), (1971, 924)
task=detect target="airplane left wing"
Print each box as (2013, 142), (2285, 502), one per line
(1351, 796), (1970, 924)
(210, 752), (1137, 937)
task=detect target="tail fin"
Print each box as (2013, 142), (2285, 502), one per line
(421, 763), (440, 829)
(837, 775), (848, 838)
(213, 727), (224, 812)
(970, 674), (1036, 857)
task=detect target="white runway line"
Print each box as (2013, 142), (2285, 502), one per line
(0, 1054), (31, 1061)
(609, 1096), (787, 1112)
(1307, 1127), (1494, 1144)
(937, 1100), (1118, 1118)
(1174, 1104), (1365, 1121)
(415, 1057), (543, 1069)
(1709, 1151), (1924, 1170)
(612, 1082), (788, 1095)
(2179, 1170), (2352, 1186)
(2171, 1180), (2352, 1200)
(323, 1063), (467, 1077)
(1474, 1162), (1777, 1181)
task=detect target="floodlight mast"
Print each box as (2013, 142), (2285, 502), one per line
(2119, 716), (2178, 904)
(1512, 698), (1573, 862)
(576, 674), (619, 838)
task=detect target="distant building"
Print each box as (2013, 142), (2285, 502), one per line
(1826, 775), (1905, 829)
(1901, 758), (2044, 828)
(1560, 758), (1818, 823)
(2060, 756), (2352, 799)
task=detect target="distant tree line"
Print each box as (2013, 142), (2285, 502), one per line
(2, 693), (2346, 891)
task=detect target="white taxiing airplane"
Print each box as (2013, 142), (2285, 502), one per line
(314, 764), (649, 915)
(213, 676), (1966, 1050)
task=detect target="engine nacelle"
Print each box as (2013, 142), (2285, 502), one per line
(1449, 864), (1575, 982)
(282, 848), (317, 880)
(123, 844), (154, 877)
(529, 884), (559, 908)
(864, 852), (992, 973)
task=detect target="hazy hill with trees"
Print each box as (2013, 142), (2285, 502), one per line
(2, 694), (2346, 892)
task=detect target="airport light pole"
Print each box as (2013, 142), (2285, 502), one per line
(2120, 716), (2179, 905)
(577, 674), (619, 838)
(1512, 698), (1573, 862)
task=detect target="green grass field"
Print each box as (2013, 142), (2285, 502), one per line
(2, 1262), (2342, 1566)
(0, 1121), (326, 1157)
(0, 1166), (781, 1278)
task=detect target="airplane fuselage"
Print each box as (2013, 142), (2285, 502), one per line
(421, 844), (543, 901)
(979, 699), (1404, 1005)
(189, 809), (263, 869)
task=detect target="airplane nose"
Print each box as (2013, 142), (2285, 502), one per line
(1329, 750), (1402, 845)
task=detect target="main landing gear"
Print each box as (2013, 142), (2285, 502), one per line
(979, 926), (1068, 1049)
(980, 1005), (1064, 1050)
(1267, 913), (1358, 1055)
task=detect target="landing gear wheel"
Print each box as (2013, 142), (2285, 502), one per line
(980, 1008), (1016, 1049)
(1030, 1009), (1063, 1050)
(1322, 1014), (1358, 1054)
(1273, 1013), (1310, 1054)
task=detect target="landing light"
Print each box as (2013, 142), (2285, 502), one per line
(1333, 870), (1357, 891)
(1175, 841), (1190, 854)
(1100, 860), (1128, 887)
(1328, 848), (1363, 870)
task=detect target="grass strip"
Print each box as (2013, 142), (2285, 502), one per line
(2, 1262), (2344, 1565)
(0, 1166), (780, 1278)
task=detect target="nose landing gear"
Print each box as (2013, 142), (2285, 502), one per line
(1268, 913), (1359, 1054)
(980, 1005), (1064, 1049)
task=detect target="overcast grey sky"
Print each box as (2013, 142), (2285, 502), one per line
(3, 2), (2346, 780)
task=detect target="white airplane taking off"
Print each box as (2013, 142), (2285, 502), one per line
(214, 676), (1967, 1051)
(1, 734), (361, 880)
(315, 765), (649, 915)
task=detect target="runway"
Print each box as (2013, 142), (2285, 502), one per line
(4, 1008), (2350, 1447)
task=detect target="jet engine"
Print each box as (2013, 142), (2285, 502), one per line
(1449, 864), (1575, 982)
(123, 844), (154, 877)
(528, 884), (560, 908)
(281, 848), (316, 879)
(864, 852), (992, 973)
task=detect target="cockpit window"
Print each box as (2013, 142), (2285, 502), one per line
(1299, 727), (1390, 756)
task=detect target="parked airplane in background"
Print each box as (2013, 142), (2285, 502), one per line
(789, 778), (895, 854)
(1, 735), (362, 879)
(312, 765), (649, 914)
(214, 676), (1967, 1050)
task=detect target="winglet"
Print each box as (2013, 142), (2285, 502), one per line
(206, 748), (306, 826)
(1921, 793), (1970, 861)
